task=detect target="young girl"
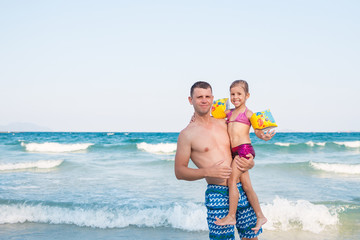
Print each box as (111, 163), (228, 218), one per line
(214, 80), (275, 234)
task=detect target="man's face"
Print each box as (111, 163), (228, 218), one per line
(188, 87), (214, 116)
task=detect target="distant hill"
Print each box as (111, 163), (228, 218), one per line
(0, 122), (52, 132)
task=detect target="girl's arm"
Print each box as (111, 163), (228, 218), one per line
(255, 129), (276, 141)
(247, 108), (276, 141)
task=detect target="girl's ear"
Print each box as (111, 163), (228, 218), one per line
(246, 93), (250, 99)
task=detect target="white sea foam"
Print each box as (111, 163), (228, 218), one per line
(0, 160), (64, 171)
(276, 142), (327, 147)
(262, 196), (338, 233)
(137, 142), (177, 154)
(21, 142), (93, 153)
(334, 141), (360, 148)
(0, 198), (339, 233)
(275, 142), (292, 147)
(310, 162), (360, 174)
(305, 141), (326, 147)
(0, 202), (207, 231)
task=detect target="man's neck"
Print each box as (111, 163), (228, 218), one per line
(194, 113), (212, 124)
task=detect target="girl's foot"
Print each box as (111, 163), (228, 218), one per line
(251, 217), (267, 234)
(214, 215), (236, 226)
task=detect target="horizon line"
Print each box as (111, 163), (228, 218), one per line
(1, 131), (359, 133)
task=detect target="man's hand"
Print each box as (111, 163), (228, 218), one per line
(235, 154), (255, 172)
(256, 129), (276, 141)
(204, 160), (232, 179)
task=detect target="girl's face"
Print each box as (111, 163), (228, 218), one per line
(230, 85), (249, 108)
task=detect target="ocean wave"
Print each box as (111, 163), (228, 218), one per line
(274, 141), (326, 147)
(310, 162), (360, 174)
(273, 141), (359, 149)
(0, 160), (64, 171)
(274, 142), (293, 147)
(305, 141), (326, 147)
(137, 142), (177, 155)
(334, 141), (360, 148)
(21, 142), (93, 153)
(0, 197), (341, 233)
(0, 201), (206, 231)
(262, 196), (338, 233)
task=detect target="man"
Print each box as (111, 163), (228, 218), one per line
(175, 81), (261, 240)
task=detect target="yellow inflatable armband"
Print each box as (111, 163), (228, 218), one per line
(250, 109), (278, 130)
(211, 98), (230, 119)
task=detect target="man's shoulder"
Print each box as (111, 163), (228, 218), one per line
(177, 123), (200, 147)
(179, 122), (197, 137)
(180, 118), (226, 136)
(212, 117), (227, 123)
(211, 117), (227, 127)
(183, 118), (225, 129)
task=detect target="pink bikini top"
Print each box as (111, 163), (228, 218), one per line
(226, 107), (251, 126)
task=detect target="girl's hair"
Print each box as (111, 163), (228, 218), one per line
(230, 80), (249, 94)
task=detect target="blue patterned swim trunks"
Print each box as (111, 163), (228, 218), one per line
(205, 182), (262, 240)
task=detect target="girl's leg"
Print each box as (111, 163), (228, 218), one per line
(214, 160), (242, 226)
(240, 171), (267, 234)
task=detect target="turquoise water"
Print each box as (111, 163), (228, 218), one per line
(0, 132), (359, 240)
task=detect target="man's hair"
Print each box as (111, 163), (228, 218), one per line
(190, 81), (212, 97)
(230, 80), (249, 94)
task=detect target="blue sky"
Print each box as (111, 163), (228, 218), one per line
(1, 0), (359, 132)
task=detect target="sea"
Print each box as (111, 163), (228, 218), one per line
(0, 132), (359, 240)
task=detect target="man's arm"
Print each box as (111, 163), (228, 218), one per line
(174, 131), (232, 181)
(234, 154), (255, 172)
(174, 131), (206, 181)
(235, 129), (275, 171)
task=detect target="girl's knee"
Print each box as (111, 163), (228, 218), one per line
(242, 181), (254, 193)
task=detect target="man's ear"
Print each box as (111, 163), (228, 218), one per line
(188, 96), (193, 105)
